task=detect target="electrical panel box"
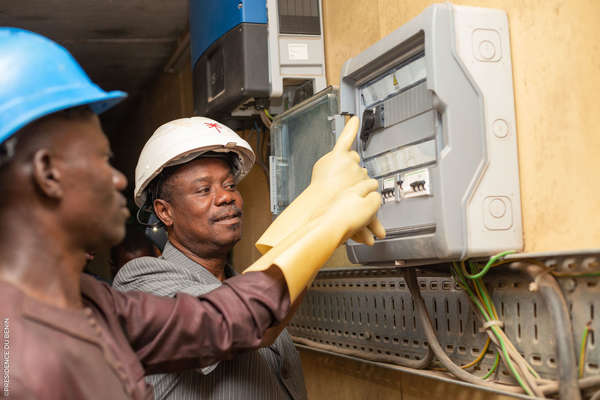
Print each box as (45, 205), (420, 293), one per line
(341, 3), (523, 264)
(189, 0), (327, 119)
(269, 87), (343, 215)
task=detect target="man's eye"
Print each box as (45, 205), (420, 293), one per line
(196, 187), (210, 194)
(225, 183), (237, 190)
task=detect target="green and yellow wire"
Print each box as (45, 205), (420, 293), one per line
(452, 259), (534, 396)
(460, 250), (515, 280)
(458, 250), (600, 391)
(482, 353), (500, 380)
(579, 322), (593, 378)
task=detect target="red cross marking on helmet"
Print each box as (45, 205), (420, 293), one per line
(205, 122), (222, 133)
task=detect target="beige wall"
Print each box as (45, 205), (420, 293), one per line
(301, 350), (513, 400)
(298, 1), (600, 399)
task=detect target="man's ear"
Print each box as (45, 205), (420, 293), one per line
(32, 149), (63, 199)
(154, 199), (174, 227)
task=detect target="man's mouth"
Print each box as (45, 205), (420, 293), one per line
(212, 210), (242, 223)
(121, 207), (131, 218)
(117, 195), (130, 217)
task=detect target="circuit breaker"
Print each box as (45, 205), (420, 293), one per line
(340, 3), (523, 264)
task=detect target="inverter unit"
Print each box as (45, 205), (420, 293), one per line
(189, 0), (327, 119)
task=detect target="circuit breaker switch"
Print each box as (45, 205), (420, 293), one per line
(360, 105), (384, 150)
(401, 168), (431, 198)
(381, 187), (395, 200)
(410, 180), (427, 191)
(360, 109), (375, 150)
(381, 176), (397, 203)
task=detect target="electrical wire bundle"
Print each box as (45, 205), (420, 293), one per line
(404, 267), (540, 397)
(251, 119), (271, 180)
(290, 250), (600, 398)
(452, 253), (551, 397)
(403, 252), (600, 399)
(259, 108), (272, 129)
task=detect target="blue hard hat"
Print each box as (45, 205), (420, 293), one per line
(0, 27), (127, 144)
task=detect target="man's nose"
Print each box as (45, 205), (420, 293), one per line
(112, 167), (127, 191)
(214, 186), (236, 206)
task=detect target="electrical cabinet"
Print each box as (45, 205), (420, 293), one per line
(342, 3), (522, 264)
(269, 3), (523, 264)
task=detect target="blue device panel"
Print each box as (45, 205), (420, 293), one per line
(189, 0), (268, 67)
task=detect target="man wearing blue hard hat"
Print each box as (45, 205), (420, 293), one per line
(0, 28), (383, 398)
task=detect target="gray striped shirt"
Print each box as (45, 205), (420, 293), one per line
(113, 242), (306, 400)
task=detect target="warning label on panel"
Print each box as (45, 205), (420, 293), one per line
(288, 43), (309, 61)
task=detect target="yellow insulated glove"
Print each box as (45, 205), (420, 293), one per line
(244, 179), (383, 302)
(256, 116), (385, 255)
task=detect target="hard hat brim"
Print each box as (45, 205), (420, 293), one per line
(0, 87), (127, 144)
(133, 117), (256, 208)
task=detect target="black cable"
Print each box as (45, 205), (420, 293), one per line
(252, 119), (269, 179)
(511, 262), (582, 400)
(402, 268), (531, 393)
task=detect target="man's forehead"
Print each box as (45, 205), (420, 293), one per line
(169, 157), (233, 183)
(185, 157), (233, 174)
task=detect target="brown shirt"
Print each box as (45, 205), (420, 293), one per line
(0, 271), (290, 399)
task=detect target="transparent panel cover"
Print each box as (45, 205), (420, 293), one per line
(270, 87), (338, 214)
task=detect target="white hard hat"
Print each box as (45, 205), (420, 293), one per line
(134, 117), (255, 208)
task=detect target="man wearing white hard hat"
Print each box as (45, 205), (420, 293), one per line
(114, 117), (307, 400)
(0, 28), (383, 399)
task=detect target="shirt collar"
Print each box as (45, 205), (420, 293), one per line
(161, 241), (236, 284)
(1, 279), (104, 346)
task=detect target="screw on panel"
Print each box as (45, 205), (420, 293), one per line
(563, 278), (578, 293)
(583, 257), (600, 269)
(563, 258), (578, 271)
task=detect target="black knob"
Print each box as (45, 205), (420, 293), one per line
(360, 109), (376, 150)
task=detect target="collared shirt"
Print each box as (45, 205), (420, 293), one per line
(113, 242), (307, 400)
(0, 270), (289, 399)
